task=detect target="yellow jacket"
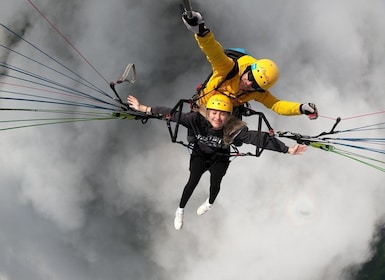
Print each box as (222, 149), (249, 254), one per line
(195, 32), (302, 116)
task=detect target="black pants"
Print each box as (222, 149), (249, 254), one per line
(179, 152), (230, 208)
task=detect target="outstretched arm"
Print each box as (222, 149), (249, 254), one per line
(127, 95), (196, 128)
(234, 127), (308, 155)
(253, 92), (318, 120)
(182, 11), (234, 77)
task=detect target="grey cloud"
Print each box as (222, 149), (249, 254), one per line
(1, 0), (384, 279)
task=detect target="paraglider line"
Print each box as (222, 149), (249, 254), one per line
(27, 0), (110, 85)
(0, 44), (108, 97)
(0, 24), (112, 100)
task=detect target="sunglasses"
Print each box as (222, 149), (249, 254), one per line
(247, 71), (265, 92)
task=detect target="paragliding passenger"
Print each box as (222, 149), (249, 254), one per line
(127, 94), (307, 231)
(182, 11), (319, 120)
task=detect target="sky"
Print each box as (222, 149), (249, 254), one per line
(1, 0), (385, 279)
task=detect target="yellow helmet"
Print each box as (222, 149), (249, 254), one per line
(206, 94), (233, 113)
(251, 59), (279, 91)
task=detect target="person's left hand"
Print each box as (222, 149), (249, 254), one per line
(287, 144), (308, 155)
(301, 103), (318, 120)
(127, 95), (140, 111)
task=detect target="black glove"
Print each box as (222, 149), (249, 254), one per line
(182, 11), (210, 37)
(300, 103), (318, 120)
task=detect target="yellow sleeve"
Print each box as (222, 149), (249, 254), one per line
(253, 91), (302, 115)
(195, 32), (234, 77)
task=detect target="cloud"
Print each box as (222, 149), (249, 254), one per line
(1, 0), (384, 279)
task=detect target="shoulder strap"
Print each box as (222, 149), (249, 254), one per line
(200, 48), (250, 91)
(223, 48), (250, 80)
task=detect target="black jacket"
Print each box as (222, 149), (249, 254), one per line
(152, 107), (289, 155)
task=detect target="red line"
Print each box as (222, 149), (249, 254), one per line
(319, 115), (338, 120)
(319, 111), (385, 121)
(341, 111), (385, 120)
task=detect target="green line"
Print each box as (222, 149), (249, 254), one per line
(0, 107), (113, 117)
(310, 142), (385, 172)
(337, 150), (385, 165)
(310, 142), (335, 151)
(110, 112), (137, 120)
(0, 117), (116, 131)
(1, 108), (140, 119)
(331, 149), (385, 172)
(0, 111), (141, 131)
(0, 116), (112, 124)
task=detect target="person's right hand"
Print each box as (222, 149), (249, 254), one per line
(182, 11), (210, 36)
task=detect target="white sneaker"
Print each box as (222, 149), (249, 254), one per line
(174, 208), (184, 230)
(197, 199), (213, 215)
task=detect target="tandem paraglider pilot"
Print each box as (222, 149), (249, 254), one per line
(127, 94), (307, 231)
(182, 10), (319, 120)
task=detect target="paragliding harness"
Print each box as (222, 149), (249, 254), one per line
(163, 98), (275, 158)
